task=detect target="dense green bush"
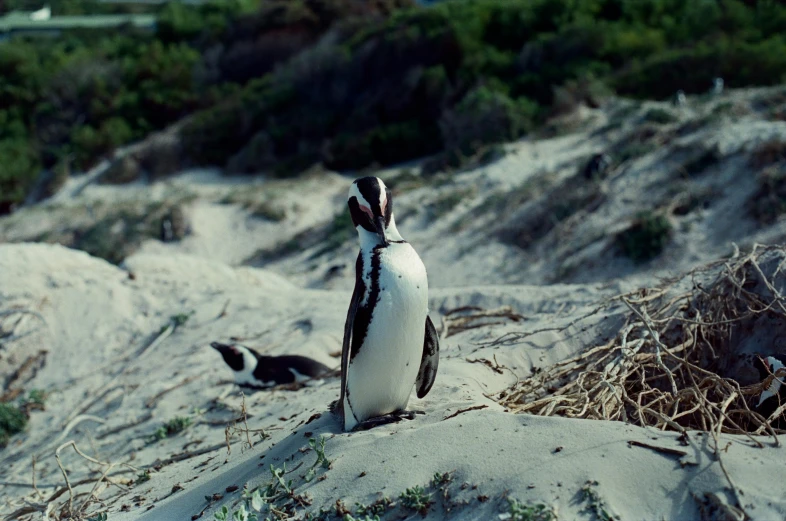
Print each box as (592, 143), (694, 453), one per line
(6, 0), (786, 212)
(0, 139), (40, 210)
(440, 84), (539, 155)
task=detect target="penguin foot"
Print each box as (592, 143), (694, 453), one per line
(351, 410), (425, 432)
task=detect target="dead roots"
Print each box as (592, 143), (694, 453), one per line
(496, 244), (786, 439)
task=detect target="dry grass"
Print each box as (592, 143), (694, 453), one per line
(493, 244), (786, 438)
(749, 139), (786, 169)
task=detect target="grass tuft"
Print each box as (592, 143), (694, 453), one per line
(580, 481), (618, 521)
(617, 212), (672, 263)
(151, 416), (193, 441)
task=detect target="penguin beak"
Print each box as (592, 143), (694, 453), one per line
(210, 342), (229, 352)
(373, 215), (389, 246)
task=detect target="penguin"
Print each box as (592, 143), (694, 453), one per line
(582, 152), (612, 181)
(755, 354), (786, 427)
(336, 176), (439, 432)
(712, 77), (724, 97)
(210, 342), (332, 389)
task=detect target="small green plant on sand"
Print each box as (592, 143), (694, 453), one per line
(304, 436), (331, 482)
(171, 310), (195, 328)
(24, 389), (47, 408)
(431, 471), (452, 487)
(400, 485), (432, 515)
(136, 470), (151, 484)
(151, 416), (192, 441)
(354, 497), (391, 517)
(581, 481), (618, 521)
(504, 498), (558, 521)
(159, 310), (195, 333)
(342, 514), (380, 521)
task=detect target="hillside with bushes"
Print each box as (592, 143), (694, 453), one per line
(4, 0), (786, 213)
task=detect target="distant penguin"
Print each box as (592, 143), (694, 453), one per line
(160, 206), (189, 243)
(582, 153), (612, 181)
(673, 90), (687, 107)
(211, 342), (331, 389)
(712, 77), (724, 96)
(756, 354), (786, 427)
(336, 176), (439, 431)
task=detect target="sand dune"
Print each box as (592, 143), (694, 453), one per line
(3, 89), (786, 520)
(0, 243), (784, 520)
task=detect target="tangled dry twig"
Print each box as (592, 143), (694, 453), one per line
(496, 245), (786, 439)
(442, 306), (525, 338)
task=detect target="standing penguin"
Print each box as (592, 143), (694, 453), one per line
(337, 176), (439, 431)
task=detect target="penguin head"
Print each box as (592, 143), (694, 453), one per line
(755, 354), (786, 407)
(348, 176), (397, 246)
(211, 342), (258, 373)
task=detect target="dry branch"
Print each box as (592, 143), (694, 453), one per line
(442, 306), (525, 338)
(495, 245), (786, 439)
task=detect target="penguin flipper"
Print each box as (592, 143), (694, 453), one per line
(415, 315), (440, 399)
(338, 253), (363, 415)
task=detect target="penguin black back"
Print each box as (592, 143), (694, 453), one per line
(211, 342), (331, 389)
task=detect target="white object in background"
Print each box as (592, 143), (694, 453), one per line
(30, 5), (51, 21)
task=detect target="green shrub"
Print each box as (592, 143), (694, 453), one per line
(0, 403), (28, 448)
(72, 202), (185, 263)
(617, 212), (672, 263)
(7, 0), (786, 208)
(440, 85), (539, 155)
(327, 121), (441, 170)
(748, 166), (786, 225)
(643, 108), (678, 125)
(70, 118), (134, 169)
(0, 139), (41, 211)
(614, 37), (786, 99)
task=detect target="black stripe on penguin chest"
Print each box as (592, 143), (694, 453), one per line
(350, 246), (389, 362)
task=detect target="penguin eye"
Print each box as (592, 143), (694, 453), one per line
(359, 205), (374, 220)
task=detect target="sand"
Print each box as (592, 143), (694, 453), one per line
(2, 87), (786, 520)
(0, 244), (784, 521)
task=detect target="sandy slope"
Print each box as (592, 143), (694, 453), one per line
(3, 88), (786, 520)
(1, 244), (784, 521)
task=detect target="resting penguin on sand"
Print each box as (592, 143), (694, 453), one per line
(334, 176), (440, 432)
(211, 342), (331, 389)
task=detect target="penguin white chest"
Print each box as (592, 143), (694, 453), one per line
(345, 243), (428, 428)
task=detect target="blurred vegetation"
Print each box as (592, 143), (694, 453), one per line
(0, 402), (27, 448)
(617, 211), (672, 262)
(4, 0), (786, 213)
